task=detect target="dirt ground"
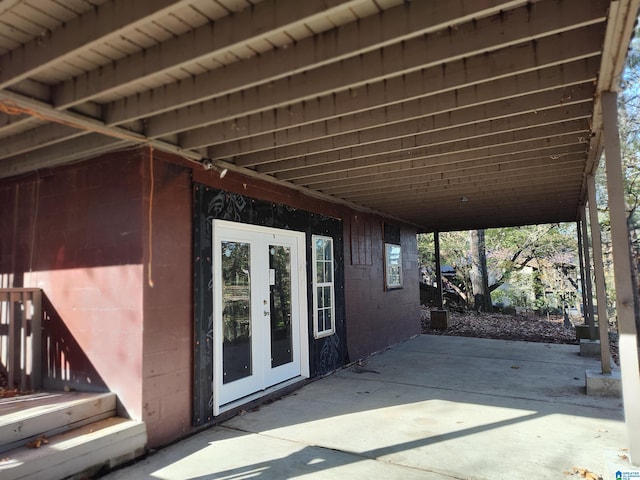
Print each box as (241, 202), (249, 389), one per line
(0, 372), (25, 398)
(421, 306), (620, 365)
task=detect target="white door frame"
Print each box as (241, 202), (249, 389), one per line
(211, 220), (309, 415)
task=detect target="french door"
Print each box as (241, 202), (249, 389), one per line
(212, 220), (308, 414)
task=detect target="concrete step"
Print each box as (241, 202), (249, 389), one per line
(0, 392), (116, 453)
(0, 416), (147, 480)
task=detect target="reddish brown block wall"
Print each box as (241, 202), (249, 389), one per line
(0, 152), (146, 419)
(1, 147), (421, 448)
(140, 152), (193, 447)
(0, 151), (195, 445)
(343, 217), (420, 361)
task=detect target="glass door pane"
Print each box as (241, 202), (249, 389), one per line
(213, 220), (307, 415)
(269, 244), (293, 368)
(221, 241), (252, 384)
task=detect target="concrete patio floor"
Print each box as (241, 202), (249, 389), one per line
(100, 335), (631, 480)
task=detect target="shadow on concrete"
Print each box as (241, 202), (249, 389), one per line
(100, 335), (626, 480)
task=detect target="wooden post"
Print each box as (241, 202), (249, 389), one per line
(8, 291), (18, 389)
(602, 91), (640, 465)
(20, 292), (28, 392)
(576, 221), (589, 324)
(580, 207), (597, 340)
(434, 232), (444, 310)
(31, 289), (42, 390)
(587, 175), (612, 374)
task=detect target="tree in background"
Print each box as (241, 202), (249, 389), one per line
(419, 231), (472, 307)
(470, 230), (491, 311)
(418, 224), (579, 312)
(594, 24), (640, 330)
(419, 28), (640, 320)
(618, 25), (640, 248)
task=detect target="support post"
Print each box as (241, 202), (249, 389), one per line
(602, 91), (640, 465)
(429, 231), (449, 329)
(587, 175), (612, 374)
(581, 207), (597, 340)
(434, 232), (444, 310)
(577, 220), (589, 325)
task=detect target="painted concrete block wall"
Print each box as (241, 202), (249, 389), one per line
(140, 152), (193, 447)
(344, 217), (420, 361)
(1, 147), (421, 448)
(0, 152), (146, 420)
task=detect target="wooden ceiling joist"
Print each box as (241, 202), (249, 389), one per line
(0, 0), (638, 231)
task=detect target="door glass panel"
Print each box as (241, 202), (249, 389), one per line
(221, 241), (252, 384)
(269, 245), (293, 368)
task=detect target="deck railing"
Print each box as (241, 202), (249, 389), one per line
(0, 288), (42, 391)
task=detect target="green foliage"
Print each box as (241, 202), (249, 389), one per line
(418, 224), (579, 310)
(594, 23), (640, 314)
(618, 25), (640, 238)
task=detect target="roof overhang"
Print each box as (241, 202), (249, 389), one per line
(0, 0), (638, 231)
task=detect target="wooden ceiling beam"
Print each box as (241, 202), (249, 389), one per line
(275, 120), (589, 182)
(343, 171), (586, 205)
(0, 89), (207, 180)
(193, 56), (599, 150)
(342, 168), (584, 203)
(374, 188), (581, 214)
(243, 103), (592, 170)
(215, 82), (595, 161)
(0, 114), (33, 138)
(0, 111), (25, 129)
(319, 154), (586, 195)
(316, 150), (586, 194)
(0, 123), (84, 160)
(52, 0), (369, 109)
(149, 22), (605, 139)
(350, 170), (583, 197)
(296, 134), (587, 188)
(410, 206), (580, 232)
(0, 134), (130, 178)
(102, 0), (532, 126)
(0, 0), (186, 90)
(360, 201), (580, 228)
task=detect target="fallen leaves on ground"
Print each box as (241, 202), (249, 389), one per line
(571, 467), (602, 480)
(422, 306), (577, 344)
(0, 387), (21, 399)
(25, 435), (48, 449)
(0, 372), (33, 398)
(421, 306), (620, 364)
(0, 386), (34, 399)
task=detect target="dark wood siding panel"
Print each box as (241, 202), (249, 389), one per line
(350, 213), (373, 266)
(345, 221), (420, 361)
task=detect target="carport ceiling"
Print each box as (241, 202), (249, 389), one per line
(0, 0), (638, 231)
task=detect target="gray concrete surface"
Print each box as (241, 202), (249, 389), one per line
(101, 335), (629, 480)
(586, 368), (623, 397)
(580, 339), (602, 357)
